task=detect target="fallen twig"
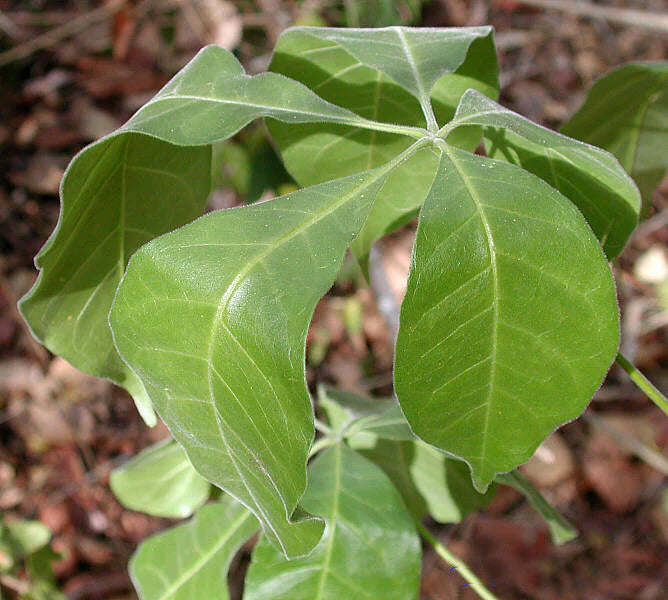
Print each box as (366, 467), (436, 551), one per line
(513, 0), (668, 34)
(0, 0), (127, 68)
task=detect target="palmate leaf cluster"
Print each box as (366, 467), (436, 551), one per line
(18, 25), (666, 598)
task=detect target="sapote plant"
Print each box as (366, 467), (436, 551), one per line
(18, 25), (668, 599)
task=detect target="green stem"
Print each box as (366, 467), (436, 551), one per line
(415, 521), (501, 600)
(616, 352), (668, 415)
(314, 418), (334, 437)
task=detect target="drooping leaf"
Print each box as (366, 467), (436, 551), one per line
(268, 26), (498, 263)
(497, 471), (577, 545)
(110, 440), (211, 518)
(19, 137), (211, 426)
(243, 443), (421, 600)
(561, 62), (668, 213)
(109, 164), (401, 558)
(445, 89), (640, 258)
(395, 147), (620, 492)
(130, 497), (258, 600)
(19, 44), (392, 425)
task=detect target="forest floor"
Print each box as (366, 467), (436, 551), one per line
(0, 1), (666, 599)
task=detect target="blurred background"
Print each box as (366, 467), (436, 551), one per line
(0, 1), (667, 598)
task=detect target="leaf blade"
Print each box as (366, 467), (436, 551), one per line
(446, 89), (641, 258)
(110, 440), (211, 519)
(243, 443), (421, 600)
(561, 61), (668, 214)
(130, 497), (258, 600)
(19, 44), (385, 424)
(109, 167), (398, 558)
(395, 147), (620, 491)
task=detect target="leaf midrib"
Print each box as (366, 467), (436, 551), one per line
(441, 146), (499, 486)
(151, 509), (253, 600)
(314, 444), (341, 600)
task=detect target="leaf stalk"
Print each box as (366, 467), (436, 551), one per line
(415, 521), (501, 600)
(616, 352), (668, 415)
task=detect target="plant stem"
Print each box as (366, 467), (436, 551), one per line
(415, 521), (500, 600)
(314, 418), (334, 437)
(496, 471), (577, 544)
(308, 435), (338, 458)
(616, 352), (668, 415)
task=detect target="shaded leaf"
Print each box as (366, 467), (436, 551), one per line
(317, 385), (412, 440)
(19, 137), (210, 426)
(110, 440), (211, 518)
(268, 26), (498, 263)
(360, 439), (495, 523)
(445, 89), (640, 258)
(0, 520), (51, 571)
(243, 443), (421, 600)
(562, 62), (668, 213)
(318, 387), (493, 523)
(110, 165), (400, 558)
(395, 147), (619, 491)
(130, 497), (258, 600)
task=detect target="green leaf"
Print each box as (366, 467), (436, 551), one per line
(268, 26), (498, 263)
(360, 440), (495, 523)
(19, 136), (211, 426)
(0, 520), (51, 571)
(444, 89), (640, 258)
(19, 44), (396, 425)
(562, 62), (668, 214)
(110, 439), (211, 518)
(130, 497), (258, 600)
(243, 443), (421, 600)
(496, 471), (577, 545)
(109, 163), (403, 558)
(395, 146), (620, 492)
(318, 387), (492, 523)
(317, 385), (412, 440)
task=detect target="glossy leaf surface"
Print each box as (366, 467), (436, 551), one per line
(445, 90), (640, 258)
(562, 62), (668, 213)
(110, 440), (210, 518)
(243, 443), (421, 600)
(19, 44), (384, 425)
(110, 168), (395, 558)
(395, 147), (620, 491)
(268, 26), (498, 263)
(130, 497), (257, 600)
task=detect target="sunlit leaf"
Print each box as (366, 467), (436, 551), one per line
(395, 147), (619, 491)
(445, 89), (640, 258)
(19, 44), (388, 425)
(110, 166), (398, 558)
